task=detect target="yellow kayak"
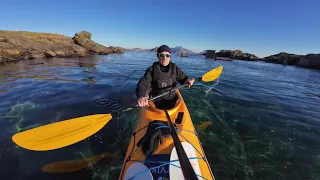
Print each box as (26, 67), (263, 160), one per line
(119, 90), (215, 180)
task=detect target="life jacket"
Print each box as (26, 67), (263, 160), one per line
(151, 62), (177, 100)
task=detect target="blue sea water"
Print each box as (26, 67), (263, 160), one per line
(0, 51), (319, 180)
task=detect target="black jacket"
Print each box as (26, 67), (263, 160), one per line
(136, 61), (189, 99)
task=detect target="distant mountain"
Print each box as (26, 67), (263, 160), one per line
(171, 46), (195, 54)
(123, 47), (150, 51)
(150, 46), (195, 54)
(150, 47), (158, 52)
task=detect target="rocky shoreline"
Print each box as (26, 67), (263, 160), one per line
(0, 30), (123, 64)
(1, 30), (319, 69)
(262, 52), (320, 69)
(214, 50), (260, 61)
(202, 50), (320, 69)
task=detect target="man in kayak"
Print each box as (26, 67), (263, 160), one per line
(136, 45), (195, 109)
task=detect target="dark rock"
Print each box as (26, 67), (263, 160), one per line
(238, 53), (261, 61)
(205, 50), (216, 58)
(298, 53), (320, 69)
(262, 52), (320, 69)
(263, 52), (301, 65)
(216, 50), (260, 61)
(216, 50), (242, 57)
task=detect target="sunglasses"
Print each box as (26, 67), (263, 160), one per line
(158, 53), (171, 58)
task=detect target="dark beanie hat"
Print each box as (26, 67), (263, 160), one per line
(157, 45), (171, 54)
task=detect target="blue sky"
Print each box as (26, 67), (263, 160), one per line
(0, 0), (319, 57)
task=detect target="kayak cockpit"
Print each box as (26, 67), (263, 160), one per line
(148, 90), (183, 114)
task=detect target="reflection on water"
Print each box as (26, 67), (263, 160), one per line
(0, 52), (320, 180)
(0, 56), (101, 88)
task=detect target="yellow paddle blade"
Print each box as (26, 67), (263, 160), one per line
(42, 152), (119, 173)
(202, 66), (223, 82)
(12, 114), (112, 151)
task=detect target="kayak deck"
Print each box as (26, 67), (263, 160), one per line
(119, 90), (215, 180)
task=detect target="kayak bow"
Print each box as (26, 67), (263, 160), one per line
(119, 90), (215, 180)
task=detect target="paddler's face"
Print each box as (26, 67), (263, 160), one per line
(157, 52), (171, 66)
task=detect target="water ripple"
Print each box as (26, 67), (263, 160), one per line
(0, 52), (320, 180)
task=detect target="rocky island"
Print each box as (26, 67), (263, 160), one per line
(0, 30), (123, 64)
(215, 50), (260, 61)
(262, 52), (320, 69)
(202, 49), (320, 69)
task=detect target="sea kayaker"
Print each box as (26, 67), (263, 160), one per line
(136, 44), (195, 109)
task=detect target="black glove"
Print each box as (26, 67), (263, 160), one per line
(137, 123), (164, 156)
